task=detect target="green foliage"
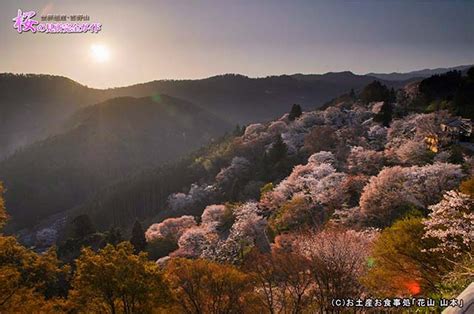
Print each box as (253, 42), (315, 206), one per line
(425, 99), (451, 112)
(417, 69), (474, 119)
(260, 135), (292, 182)
(259, 182), (274, 199)
(164, 258), (256, 313)
(288, 104), (303, 121)
(130, 220), (147, 254)
(146, 238), (179, 261)
(373, 101), (393, 126)
(269, 196), (322, 234)
(438, 253), (474, 298)
(0, 236), (68, 312)
(70, 242), (170, 313)
(105, 227), (123, 246)
(266, 135), (288, 165)
(57, 228), (128, 264)
(349, 88), (356, 99)
(232, 124), (246, 136)
(448, 145), (464, 164)
(364, 218), (448, 296)
(71, 214), (96, 239)
(360, 81), (391, 103)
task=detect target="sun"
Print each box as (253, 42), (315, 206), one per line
(90, 44), (110, 63)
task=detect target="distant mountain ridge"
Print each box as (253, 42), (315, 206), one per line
(367, 64), (473, 81)
(100, 72), (412, 123)
(0, 74), (105, 160)
(0, 71), (414, 160)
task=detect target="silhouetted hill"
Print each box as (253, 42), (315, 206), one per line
(0, 71), (426, 161)
(102, 72), (413, 124)
(0, 95), (229, 230)
(367, 64), (473, 81)
(0, 73), (106, 160)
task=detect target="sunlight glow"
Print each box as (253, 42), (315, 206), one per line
(90, 44), (110, 63)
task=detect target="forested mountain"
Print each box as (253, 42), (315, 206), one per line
(0, 95), (229, 231)
(0, 72), (411, 161)
(368, 64), (473, 81)
(102, 72), (413, 123)
(43, 72), (471, 310)
(70, 69), (474, 237)
(0, 74), (105, 160)
(0, 71), (472, 313)
(1, 68), (470, 234)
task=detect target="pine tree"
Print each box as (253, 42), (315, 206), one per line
(360, 81), (390, 103)
(349, 88), (356, 99)
(267, 135), (288, 164)
(373, 101), (393, 127)
(288, 104), (302, 121)
(71, 214), (95, 239)
(233, 124), (245, 136)
(265, 135), (290, 181)
(106, 227), (122, 245)
(130, 220), (147, 254)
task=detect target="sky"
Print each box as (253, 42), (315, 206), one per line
(0, 0), (473, 88)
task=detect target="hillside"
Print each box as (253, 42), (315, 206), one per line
(0, 72), (411, 161)
(0, 95), (229, 230)
(0, 74), (105, 160)
(103, 72), (413, 124)
(70, 71), (473, 237)
(1, 74), (472, 312)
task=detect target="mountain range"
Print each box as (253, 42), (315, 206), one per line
(0, 95), (228, 230)
(0, 64), (471, 234)
(367, 64), (473, 81)
(0, 70), (420, 160)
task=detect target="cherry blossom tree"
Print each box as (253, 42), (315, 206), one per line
(172, 227), (213, 258)
(145, 215), (196, 242)
(404, 162), (463, 208)
(213, 202), (269, 263)
(359, 163), (463, 226)
(346, 146), (385, 175)
(423, 190), (474, 256)
(168, 184), (216, 212)
(294, 229), (377, 311)
(391, 139), (433, 166)
(200, 204), (231, 232)
(261, 152), (346, 220)
(215, 157), (252, 196)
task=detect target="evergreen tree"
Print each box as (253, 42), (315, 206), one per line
(105, 227), (122, 245)
(349, 88), (356, 99)
(267, 135), (288, 164)
(389, 88), (396, 102)
(263, 135), (290, 181)
(288, 104), (302, 121)
(467, 66), (474, 81)
(360, 81), (390, 103)
(130, 220), (147, 254)
(373, 102), (393, 127)
(71, 214), (95, 239)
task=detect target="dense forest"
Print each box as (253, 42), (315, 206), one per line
(0, 68), (472, 312)
(0, 71), (416, 161)
(0, 95), (230, 230)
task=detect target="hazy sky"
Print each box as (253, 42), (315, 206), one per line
(0, 0), (473, 88)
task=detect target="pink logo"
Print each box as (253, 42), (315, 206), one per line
(12, 9), (101, 34)
(13, 9), (39, 33)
